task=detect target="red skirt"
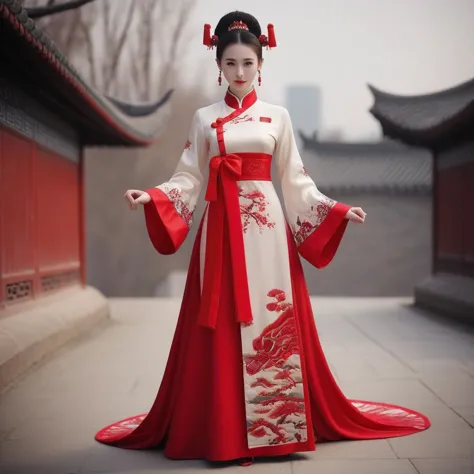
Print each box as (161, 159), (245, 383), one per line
(95, 219), (430, 461)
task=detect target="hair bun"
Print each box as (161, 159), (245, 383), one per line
(215, 11), (262, 39)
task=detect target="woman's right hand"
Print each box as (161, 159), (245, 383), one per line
(124, 189), (151, 210)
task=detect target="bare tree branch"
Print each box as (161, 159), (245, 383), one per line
(78, 13), (97, 88)
(130, 52), (143, 101)
(99, 0), (111, 89)
(26, 0), (196, 101)
(27, 0), (97, 19)
(102, 1), (112, 49)
(159, 0), (193, 91)
(143, 0), (160, 101)
(28, 0), (87, 58)
(62, 9), (81, 56)
(154, 0), (171, 67)
(104, 0), (136, 94)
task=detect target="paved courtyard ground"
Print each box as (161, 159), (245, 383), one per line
(1, 297), (473, 474)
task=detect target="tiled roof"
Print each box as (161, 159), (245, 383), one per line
(0, 0), (173, 146)
(368, 78), (474, 148)
(300, 137), (432, 195)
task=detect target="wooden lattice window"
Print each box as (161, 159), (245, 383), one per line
(5, 280), (33, 302)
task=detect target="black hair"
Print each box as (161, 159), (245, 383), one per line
(214, 11), (262, 61)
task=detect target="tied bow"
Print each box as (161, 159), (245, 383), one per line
(205, 154), (243, 202)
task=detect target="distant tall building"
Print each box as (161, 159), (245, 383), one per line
(285, 85), (322, 148)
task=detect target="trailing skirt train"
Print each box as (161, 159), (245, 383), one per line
(95, 208), (430, 461)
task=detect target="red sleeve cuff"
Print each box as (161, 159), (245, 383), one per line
(298, 202), (351, 268)
(143, 187), (189, 255)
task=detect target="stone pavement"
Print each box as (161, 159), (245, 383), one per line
(0, 297), (473, 474)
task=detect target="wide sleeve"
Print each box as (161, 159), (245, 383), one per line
(274, 107), (351, 268)
(143, 109), (208, 255)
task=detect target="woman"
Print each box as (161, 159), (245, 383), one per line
(95, 11), (430, 465)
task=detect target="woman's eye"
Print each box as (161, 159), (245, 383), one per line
(245, 62), (253, 66)
(226, 62), (234, 67)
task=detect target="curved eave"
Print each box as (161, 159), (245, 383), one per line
(368, 76), (474, 102)
(90, 92), (173, 146)
(369, 102), (474, 149)
(105, 90), (173, 117)
(368, 79), (474, 143)
(0, 0), (172, 147)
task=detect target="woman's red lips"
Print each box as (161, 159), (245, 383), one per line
(235, 80), (246, 84)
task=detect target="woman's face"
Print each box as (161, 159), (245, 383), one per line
(217, 43), (262, 93)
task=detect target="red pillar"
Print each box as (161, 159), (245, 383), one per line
(79, 146), (86, 287)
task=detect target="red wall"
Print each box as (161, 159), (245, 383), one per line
(0, 126), (82, 306)
(36, 148), (80, 271)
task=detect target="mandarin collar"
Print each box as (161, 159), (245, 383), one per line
(224, 87), (257, 109)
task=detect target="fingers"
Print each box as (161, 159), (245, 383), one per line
(348, 209), (366, 224)
(136, 193), (151, 204)
(356, 210), (366, 222)
(124, 189), (151, 210)
(124, 192), (135, 210)
(348, 212), (363, 223)
(124, 189), (141, 211)
(124, 193), (133, 210)
(350, 207), (367, 223)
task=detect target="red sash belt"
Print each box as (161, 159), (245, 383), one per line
(197, 152), (272, 329)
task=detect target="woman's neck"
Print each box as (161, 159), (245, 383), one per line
(228, 85), (254, 101)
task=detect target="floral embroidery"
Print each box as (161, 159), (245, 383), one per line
(239, 188), (276, 234)
(157, 184), (194, 227)
(243, 159), (266, 177)
(302, 166), (308, 177)
(230, 114), (255, 125)
(293, 196), (336, 246)
(243, 289), (307, 447)
(184, 140), (191, 150)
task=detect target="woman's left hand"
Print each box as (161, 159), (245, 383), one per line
(345, 207), (366, 224)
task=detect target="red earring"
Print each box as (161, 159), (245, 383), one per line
(258, 70), (262, 86)
(218, 70), (222, 86)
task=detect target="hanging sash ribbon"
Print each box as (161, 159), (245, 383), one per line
(197, 90), (272, 329)
(198, 151), (272, 329)
(198, 152), (248, 328)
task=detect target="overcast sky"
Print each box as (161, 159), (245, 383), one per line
(181, 0), (474, 140)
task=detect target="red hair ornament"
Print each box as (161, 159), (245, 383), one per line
(202, 22), (277, 50)
(203, 23), (219, 49)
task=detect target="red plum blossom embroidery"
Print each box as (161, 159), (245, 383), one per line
(239, 188), (275, 234)
(293, 196), (336, 246)
(158, 184), (194, 227)
(230, 114), (254, 125)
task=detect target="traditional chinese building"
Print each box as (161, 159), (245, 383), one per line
(0, 0), (172, 388)
(298, 136), (432, 297)
(369, 78), (474, 323)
